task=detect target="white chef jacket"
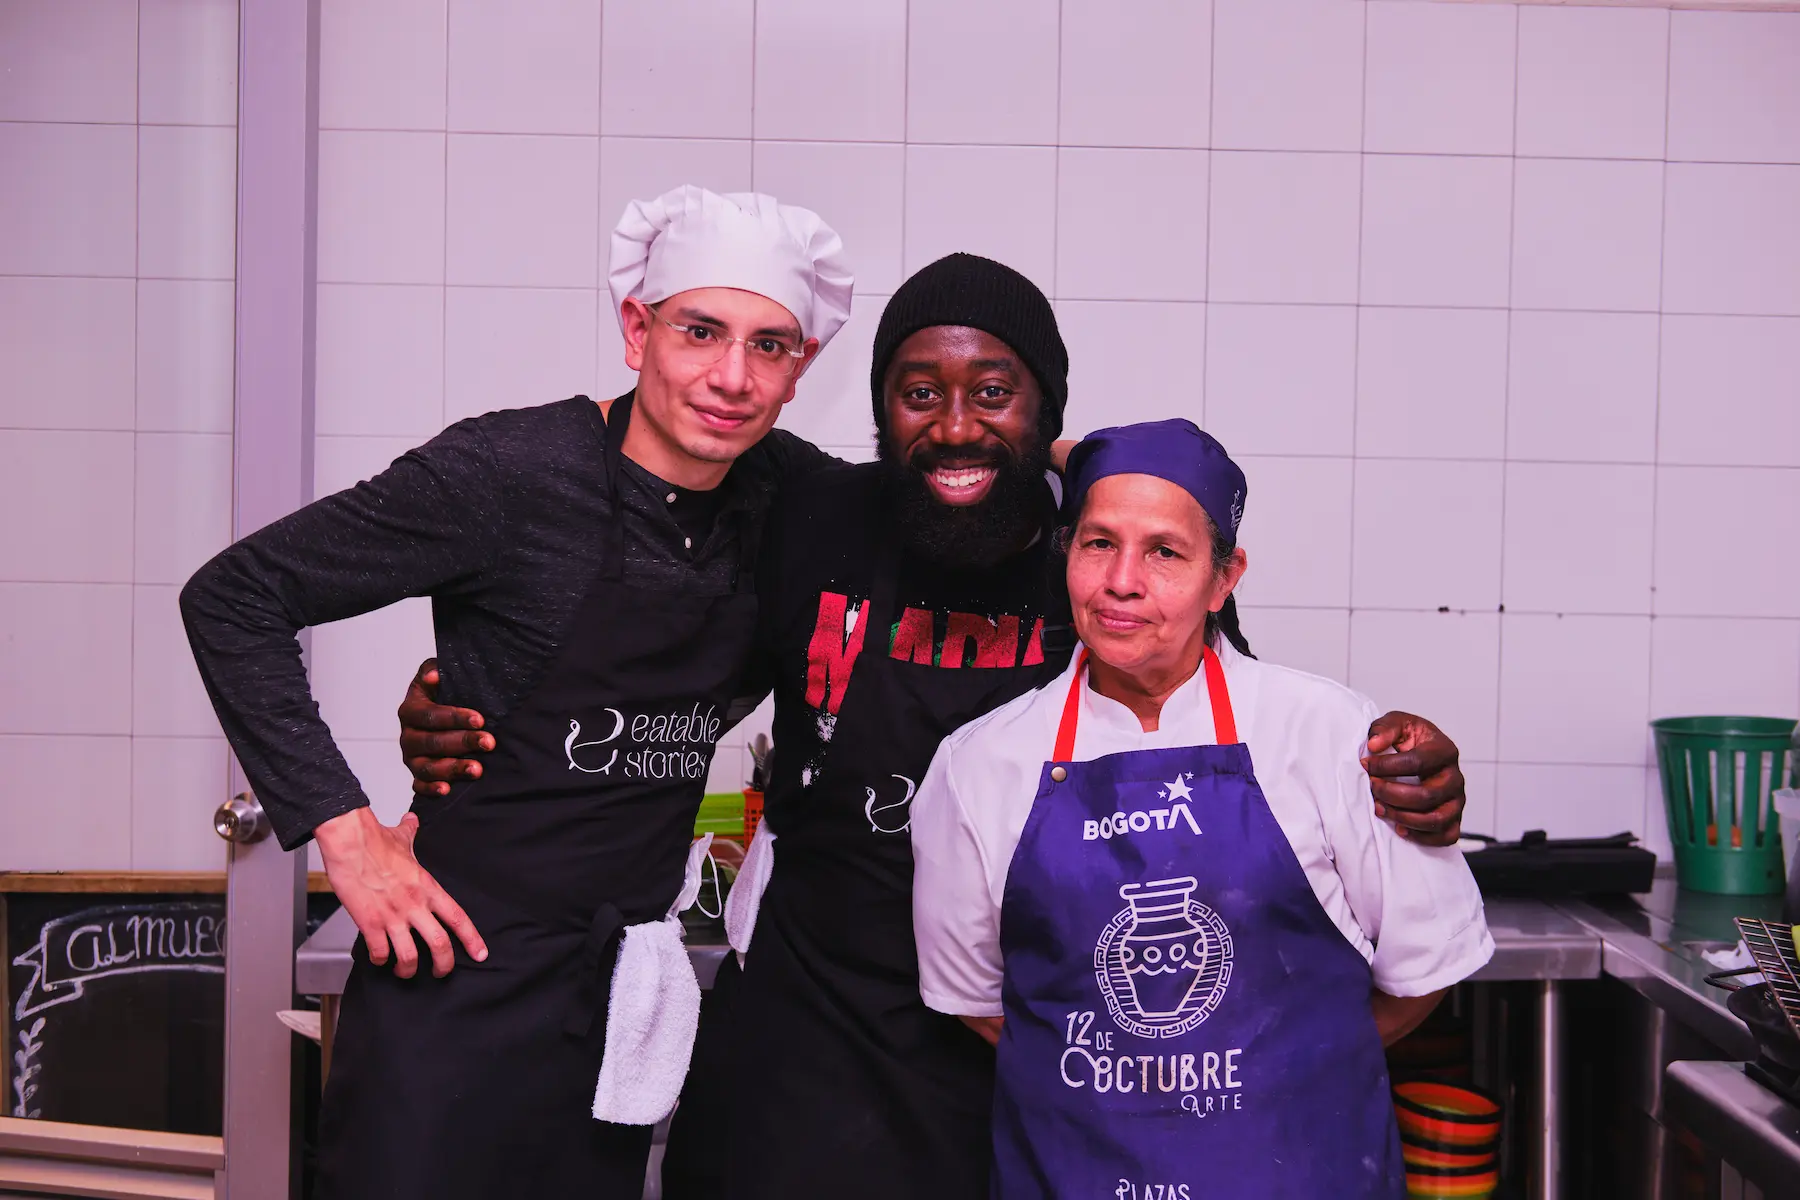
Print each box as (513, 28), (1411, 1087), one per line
(911, 641), (1494, 1019)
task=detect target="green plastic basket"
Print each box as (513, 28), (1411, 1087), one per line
(1651, 716), (1797, 895)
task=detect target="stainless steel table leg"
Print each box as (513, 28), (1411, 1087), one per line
(1535, 979), (1563, 1200)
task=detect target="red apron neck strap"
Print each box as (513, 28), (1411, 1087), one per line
(1051, 645), (1239, 764)
(1052, 649), (1088, 763)
(1200, 644), (1238, 746)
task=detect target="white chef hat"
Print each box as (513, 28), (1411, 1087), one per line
(608, 185), (854, 349)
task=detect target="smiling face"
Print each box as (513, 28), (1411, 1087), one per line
(621, 286), (820, 482)
(876, 325), (1052, 566)
(1066, 474), (1248, 683)
(881, 326), (1043, 508)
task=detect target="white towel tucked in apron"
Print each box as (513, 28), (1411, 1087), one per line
(592, 834), (713, 1125)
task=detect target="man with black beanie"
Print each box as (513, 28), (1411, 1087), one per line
(399, 253), (1471, 1198)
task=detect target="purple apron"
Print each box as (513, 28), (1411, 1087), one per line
(991, 648), (1405, 1199)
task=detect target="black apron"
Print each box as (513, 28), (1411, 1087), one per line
(317, 394), (762, 1200)
(724, 528), (1067, 1200)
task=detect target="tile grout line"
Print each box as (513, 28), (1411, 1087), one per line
(131, 0), (143, 866)
(1343, 0), (1370, 689)
(1491, 0), (1522, 799)
(440, 8), (451, 436)
(1645, 9), (1677, 841)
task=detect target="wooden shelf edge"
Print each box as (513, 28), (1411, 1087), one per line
(0, 1117), (223, 1172)
(0, 871), (332, 895)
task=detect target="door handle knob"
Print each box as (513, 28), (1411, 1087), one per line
(215, 792), (270, 844)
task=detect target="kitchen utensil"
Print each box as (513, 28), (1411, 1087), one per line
(748, 732), (772, 791)
(1459, 829), (1655, 896)
(1651, 716), (1796, 895)
(1728, 917), (1800, 1103)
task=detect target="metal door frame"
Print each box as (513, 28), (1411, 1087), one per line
(221, 2), (320, 1196)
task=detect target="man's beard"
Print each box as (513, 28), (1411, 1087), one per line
(878, 434), (1052, 569)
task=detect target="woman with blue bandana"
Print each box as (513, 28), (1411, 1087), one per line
(909, 421), (1494, 1199)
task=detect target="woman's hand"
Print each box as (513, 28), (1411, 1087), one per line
(959, 1015), (1003, 1047)
(1363, 712), (1466, 846)
(399, 658), (495, 797)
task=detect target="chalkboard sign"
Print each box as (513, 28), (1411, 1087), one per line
(5, 894), (227, 1134)
(3, 881), (341, 1137)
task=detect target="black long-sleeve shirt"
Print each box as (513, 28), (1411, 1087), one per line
(180, 395), (835, 850)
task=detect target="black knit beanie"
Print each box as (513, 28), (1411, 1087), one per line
(869, 253), (1069, 441)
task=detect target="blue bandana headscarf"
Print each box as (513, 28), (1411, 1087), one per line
(1062, 419), (1247, 544)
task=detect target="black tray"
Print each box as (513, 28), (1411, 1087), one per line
(1462, 830), (1657, 896)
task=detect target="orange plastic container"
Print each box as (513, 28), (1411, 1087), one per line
(743, 787), (764, 845)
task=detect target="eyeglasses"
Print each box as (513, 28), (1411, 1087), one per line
(658, 317), (807, 378)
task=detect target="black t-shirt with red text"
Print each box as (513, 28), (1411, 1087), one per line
(751, 461), (1074, 860)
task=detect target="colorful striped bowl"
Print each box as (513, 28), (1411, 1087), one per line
(1393, 1081), (1503, 1149)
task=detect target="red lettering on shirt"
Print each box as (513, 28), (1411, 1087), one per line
(806, 591), (869, 715)
(889, 606), (936, 664)
(1022, 617), (1045, 666)
(942, 612), (1021, 669)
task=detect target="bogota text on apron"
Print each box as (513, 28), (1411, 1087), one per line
(992, 647), (1404, 1199)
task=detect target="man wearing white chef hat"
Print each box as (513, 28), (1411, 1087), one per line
(181, 185), (852, 1198)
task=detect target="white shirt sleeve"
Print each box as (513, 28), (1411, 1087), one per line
(910, 738), (1006, 1018)
(1323, 698), (1494, 997)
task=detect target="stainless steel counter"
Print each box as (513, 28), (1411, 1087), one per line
(1559, 872), (1782, 1062)
(1665, 1061), (1800, 1196)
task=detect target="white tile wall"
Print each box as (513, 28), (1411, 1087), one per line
(446, 0), (601, 136)
(139, 125), (239, 280)
(1351, 460), (1504, 611)
(0, 0), (139, 124)
(1663, 163), (1800, 316)
(601, 0), (753, 138)
(443, 287), (599, 424)
(139, 0), (239, 127)
(136, 279), (237, 434)
(1511, 158), (1664, 313)
(0, 277), (137, 431)
(1059, 0), (1210, 150)
(318, 130), (448, 285)
(1207, 152), (1362, 306)
(1667, 12), (1800, 166)
(1506, 311), (1660, 464)
(1363, 1), (1516, 157)
(10, 1), (1800, 869)
(1502, 462), (1655, 616)
(1059, 301), (1207, 436)
(1361, 154), (1513, 308)
(903, 145), (1057, 291)
(320, 0), (449, 132)
(316, 284), (448, 439)
(1516, 6), (1669, 161)
(1203, 304), (1356, 458)
(0, 123), (138, 277)
(0, 7), (239, 870)
(1212, 0), (1364, 153)
(1355, 307), (1508, 460)
(446, 135), (600, 288)
(1658, 316), (1800, 469)
(907, 0), (1058, 146)
(755, 0), (906, 143)
(1056, 150), (1208, 301)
